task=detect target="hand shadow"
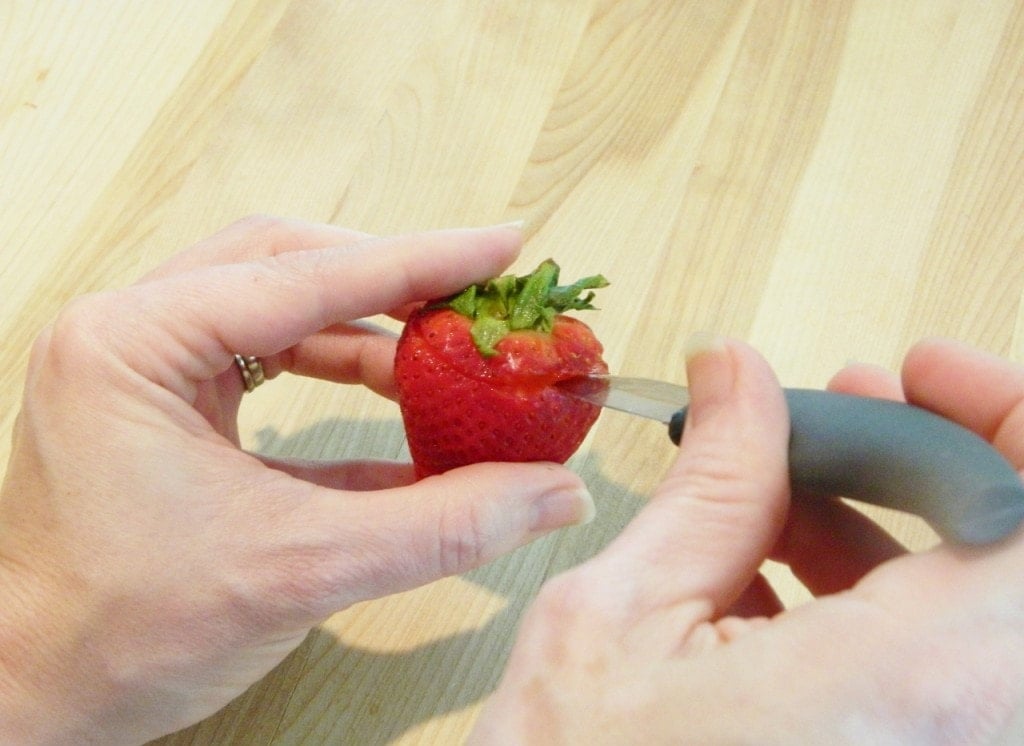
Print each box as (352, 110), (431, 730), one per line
(151, 415), (659, 745)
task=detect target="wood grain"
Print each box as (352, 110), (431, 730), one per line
(2, 2), (1023, 743)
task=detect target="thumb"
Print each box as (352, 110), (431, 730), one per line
(304, 462), (594, 608)
(592, 335), (790, 617)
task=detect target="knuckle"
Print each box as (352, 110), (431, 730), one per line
(228, 214), (313, 260)
(671, 447), (762, 496)
(46, 294), (119, 369)
(245, 248), (335, 328)
(26, 323), (54, 376)
(657, 447), (785, 524)
(228, 213), (288, 239)
(533, 569), (595, 624)
(221, 496), (430, 624)
(518, 569), (612, 660)
(436, 498), (490, 576)
(18, 295), (127, 437)
(224, 529), (355, 625)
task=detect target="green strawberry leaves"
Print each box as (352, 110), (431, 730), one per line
(437, 259), (608, 356)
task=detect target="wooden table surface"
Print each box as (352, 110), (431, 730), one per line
(3, 2), (1024, 743)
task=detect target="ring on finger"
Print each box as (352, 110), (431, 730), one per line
(234, 354), (266, 393)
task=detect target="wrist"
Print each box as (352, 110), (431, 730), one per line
(0, 537), (104, 744)
(0, 553), (53, 742)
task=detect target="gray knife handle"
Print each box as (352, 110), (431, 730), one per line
(668, 389), (1024, 545)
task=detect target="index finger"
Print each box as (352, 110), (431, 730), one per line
(136, 215), (370, 282)
(99, 224), (523, 400)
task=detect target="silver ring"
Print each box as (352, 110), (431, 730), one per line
(234, 355), (266, 393)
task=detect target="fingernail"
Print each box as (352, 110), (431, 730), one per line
(529, 486), (596, 532)
(498, 219), (526, 230)
(684, 331), (726, 362)
(684, 332), (734, 411)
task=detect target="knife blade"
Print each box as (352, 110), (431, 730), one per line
(557, 375), (688, 424)
(558, 375), (1024, 545)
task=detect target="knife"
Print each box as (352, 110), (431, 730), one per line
(557, 375), (1024, 545)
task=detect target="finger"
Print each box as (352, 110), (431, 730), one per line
(140, 216), (394, 393)
(591, 336), (791, 618)
(302, 462), (595, 607)
(723, 573), (784, 617)
(900, 338), (1024, 468)
(827, 361), (905, 401)
(270, 320), (400, 400)
(771, 493), (906, 596)
(260, 456), (415, 491)
(93, 224), (523, 401)
(138, 215), (369, 282)
(386, 301), (428, 323)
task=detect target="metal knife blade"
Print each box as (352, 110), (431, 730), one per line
(556, 375), (688, 424)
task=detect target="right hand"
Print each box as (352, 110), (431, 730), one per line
(472, 337), (1024, 744)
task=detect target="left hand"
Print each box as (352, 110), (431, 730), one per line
(0, 217), (593, 744)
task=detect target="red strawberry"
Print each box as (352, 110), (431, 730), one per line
(395, 259), (609, 479)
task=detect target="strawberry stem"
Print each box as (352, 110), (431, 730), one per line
(436, 259), (608, 356)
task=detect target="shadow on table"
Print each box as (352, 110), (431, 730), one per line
(153, 417), (650, 745)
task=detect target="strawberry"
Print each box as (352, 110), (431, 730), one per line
(395, 259), (609, 478)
